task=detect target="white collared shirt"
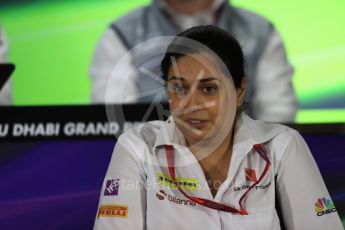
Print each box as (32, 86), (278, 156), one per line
(93, 113), (343, 230)
(158, 0), (225, 31)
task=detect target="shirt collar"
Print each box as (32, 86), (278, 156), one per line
(232, 113), (287, 155)
(157, 0), (225, 15)
(154, 116), (186, 152)
(157, 0), (226, 31)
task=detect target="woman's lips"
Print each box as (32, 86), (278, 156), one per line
(185, 119), (208, 129)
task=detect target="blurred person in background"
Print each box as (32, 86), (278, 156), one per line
(89, 0), (297, 122)
(0, 24), (12, 105)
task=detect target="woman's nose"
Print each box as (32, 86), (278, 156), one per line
(181, 90), (205, 113)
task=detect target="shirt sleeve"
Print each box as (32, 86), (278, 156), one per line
(88, 28), (138, 104)
(275, 129), (344, 230)
(0, 24), (13, 105)
(251, 28), (298, 123)
(93, 135), (146, 230)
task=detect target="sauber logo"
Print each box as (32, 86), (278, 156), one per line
(245, 168), (257, 182)
(234, 182), (271, 192)
(314, 197), (337, 217)
(156, 190), (196, 206)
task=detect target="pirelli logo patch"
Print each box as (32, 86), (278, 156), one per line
(156, 172), (199, 191)
(98, 205), (128, 218)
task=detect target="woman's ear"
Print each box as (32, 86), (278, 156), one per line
(237, 78), (246, 107)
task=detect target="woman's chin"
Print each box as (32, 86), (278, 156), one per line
(182, 128), (214, 146)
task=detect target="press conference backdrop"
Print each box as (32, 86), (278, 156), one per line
(0, 105), (345, 229)
(1, 0), (345, 123)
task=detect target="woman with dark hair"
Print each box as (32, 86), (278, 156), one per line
(94, 26), (343, 230)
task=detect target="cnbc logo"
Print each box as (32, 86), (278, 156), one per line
(314, 197), (337, 217)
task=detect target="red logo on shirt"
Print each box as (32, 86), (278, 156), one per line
(245, 168), (257, 182)
(156, 190), (167, 200)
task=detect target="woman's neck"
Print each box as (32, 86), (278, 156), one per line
(198, 132), (232, 170)
(188, 130), (234, 197)
(188, 129), (233, 161)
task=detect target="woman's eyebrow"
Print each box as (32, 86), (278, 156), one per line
(168, 76), (221, 83)
(168, 76), (185, 82)
(198, 77), (221, 83)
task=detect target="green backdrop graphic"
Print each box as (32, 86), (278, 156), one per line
(1, 0), (345, 123)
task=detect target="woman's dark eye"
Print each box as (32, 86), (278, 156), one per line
(174, 85), (187, 94)
(203, 85), (217, 94)
(168, 84), (186, 95)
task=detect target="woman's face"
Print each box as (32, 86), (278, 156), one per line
(167, 53), (245, 146)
